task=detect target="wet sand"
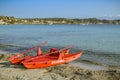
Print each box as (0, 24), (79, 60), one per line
(69, 61), (108, 71)
(0, 54), (120, 80)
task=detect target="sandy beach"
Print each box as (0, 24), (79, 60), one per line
(0, 54), (120, 80)
(0, 0), (120, 79)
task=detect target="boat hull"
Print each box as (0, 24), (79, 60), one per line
(22, 51), (83, 69)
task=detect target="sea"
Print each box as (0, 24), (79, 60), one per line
(0, 24), (120, 66)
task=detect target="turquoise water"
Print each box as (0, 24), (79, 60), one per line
(0, 24), (120, 53)
(0, 24), (120, 66)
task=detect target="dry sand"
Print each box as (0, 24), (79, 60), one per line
(0, 54), (120, 80)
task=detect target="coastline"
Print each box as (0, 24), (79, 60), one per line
(0, 16), (120, 25)
(0, 53), (120, 80)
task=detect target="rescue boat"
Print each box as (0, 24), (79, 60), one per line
(22, 50), (83, 69)
(9, 42), (83, 69)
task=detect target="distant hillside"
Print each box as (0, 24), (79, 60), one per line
(0, 16), (120, 25)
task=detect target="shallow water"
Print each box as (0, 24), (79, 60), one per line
(0, 24), (120, 66)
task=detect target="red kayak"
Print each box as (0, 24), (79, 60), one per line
(22, 49), (83, 69)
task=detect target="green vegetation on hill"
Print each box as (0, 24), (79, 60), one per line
(0, 16), (120, 25)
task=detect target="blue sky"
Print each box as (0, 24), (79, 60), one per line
(0, 0), (120, 19)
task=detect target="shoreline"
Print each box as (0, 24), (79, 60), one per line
(0, 43), (120, 67)
(0, 54), (120, 80)
(0, 16), (120, 25)
(1, 43), (120, 55)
